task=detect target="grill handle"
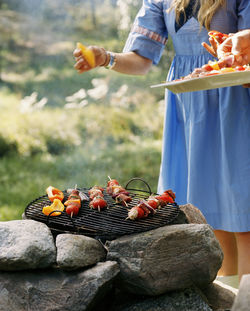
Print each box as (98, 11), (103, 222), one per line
(47, 211), (78, 231)
(125, 177), (152, 195)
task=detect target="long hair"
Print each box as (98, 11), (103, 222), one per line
(168, 0), (226, 30)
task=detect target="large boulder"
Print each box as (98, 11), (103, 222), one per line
(56, 233), (106, 270)
(0, 261), (120, 311)
(107, 224), (223, 295)
(0, 220), (56, 271)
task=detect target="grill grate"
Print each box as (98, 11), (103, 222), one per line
(25, 180), (180, 240)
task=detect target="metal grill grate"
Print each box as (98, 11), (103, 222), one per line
(25, 179), (180, 240)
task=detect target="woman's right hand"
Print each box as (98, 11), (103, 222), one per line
(217, 29), (250, 67)
(73, 45), (108, 73)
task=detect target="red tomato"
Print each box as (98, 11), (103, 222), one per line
(202, 64), (213, 72)
(235, 66), (246, 71)
(107, 179), (119, 187)
(66, 204), (80, 216)
(164, 190), (176, 200)
(90, 197), (107, 209)
(147, 199), (159, 209)
(156, 194), (174, 204)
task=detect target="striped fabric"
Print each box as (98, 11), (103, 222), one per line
(131, 24), (167, 45)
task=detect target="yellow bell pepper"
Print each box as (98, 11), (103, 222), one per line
(220, 67), (235, 73)
(77, 42), (95, 68)
(42, 199), (65, 216)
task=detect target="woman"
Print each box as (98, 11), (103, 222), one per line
(74, 0), (250, 282)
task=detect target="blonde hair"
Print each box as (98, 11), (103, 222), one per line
(169, 0), (226, 30)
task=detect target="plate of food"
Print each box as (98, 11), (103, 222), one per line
(151, 63), (250, 94)
(151, 30), (250, 94)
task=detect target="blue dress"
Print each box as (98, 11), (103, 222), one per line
(123, 0), (250, 232)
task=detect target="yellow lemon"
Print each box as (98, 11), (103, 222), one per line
(77, 42), (95, 68)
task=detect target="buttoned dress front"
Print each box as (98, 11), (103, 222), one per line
(123, 0), (250, 232)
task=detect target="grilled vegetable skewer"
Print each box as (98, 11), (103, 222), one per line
(107, 176), (132, 207)
(65, 188), (82, 217)
(89, 186), (107, 212)
(127, 189), (176, 220)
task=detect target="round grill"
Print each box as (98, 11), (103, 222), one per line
(25, 179), (180, 240)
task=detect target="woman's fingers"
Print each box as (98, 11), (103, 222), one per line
(202, 42), (217, 57)
(209, 37), (218, 56)
(73, 48), (82, 57)
(74, 57), (91, 73)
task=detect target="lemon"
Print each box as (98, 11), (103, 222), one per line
(77, 42), (95, 68)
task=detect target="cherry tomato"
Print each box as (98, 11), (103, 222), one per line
(90, 197), (107, 209)
(107, 179), (119, 187)
(66, 204), (80, 216)
(202, 64), (213, 72)
(235, 66), (246, 71)
(147, 199), (159, 209)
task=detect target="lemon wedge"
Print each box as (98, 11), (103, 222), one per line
(77, 42), (95, 68)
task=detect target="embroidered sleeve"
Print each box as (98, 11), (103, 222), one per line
(123, 0), (167, 65)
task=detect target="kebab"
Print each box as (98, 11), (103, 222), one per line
(127, 189), (176, 220)
(64, 188), (82, 217)
(106, 176), (132, 206)
(89, 185), (107, 212)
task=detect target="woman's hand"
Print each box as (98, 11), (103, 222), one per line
(217, 29), (250, 67)
(73, 45), (107, 73)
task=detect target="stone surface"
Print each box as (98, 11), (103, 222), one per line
(98, 287), (213, 311)
(0, 261), (120, 311)
(201, 280), (238, 311)
(232, 274), (250, 311)
(107, 224), (223, 296)
(0, 220), (56, 271)
(180, 203), (207, 224)
(56, 233), (106, 270)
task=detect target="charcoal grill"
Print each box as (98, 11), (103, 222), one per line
(25, 178), (180, 240)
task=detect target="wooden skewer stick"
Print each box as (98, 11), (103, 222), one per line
(71, 211), (73, 218)
(108, 176), (112, 181)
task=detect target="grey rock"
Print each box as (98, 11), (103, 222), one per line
(107, 287), (213, 311)
(0, 261), (120, 311)
(180, 203), (207, 224)
(0, 220), (56, 271)
(56, 233), (106, 270)
(107, 224), (223, 295)
(232, 274), (250, 311)
(201, 280), (238, 311)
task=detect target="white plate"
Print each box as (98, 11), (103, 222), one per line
(150, 70), (250, 94)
